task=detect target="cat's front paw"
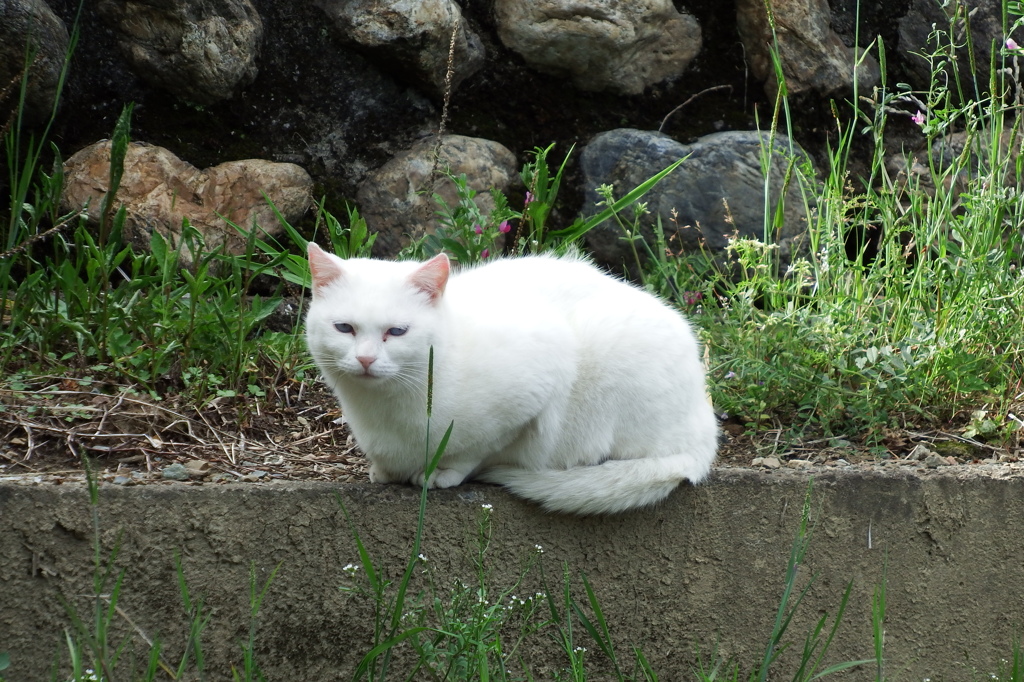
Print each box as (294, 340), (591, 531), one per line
(413, 468), (467, 489)
(369, 463), (395, 484)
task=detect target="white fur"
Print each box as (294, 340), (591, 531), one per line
(305, 244), (719, 515)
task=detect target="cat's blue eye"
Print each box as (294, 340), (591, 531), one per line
(387, 327), (408, 337)
(334, 322), (354, 334)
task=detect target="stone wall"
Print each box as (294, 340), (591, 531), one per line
(3, 0), (1018, 266)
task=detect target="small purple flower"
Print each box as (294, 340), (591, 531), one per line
(682, 291), (703, 305)
(481, 248), (490, 259)
(1008, 37), (1020, 51)
(498, 220), (511, 233)
(473, 223), (483, 235)
(524, 191), (535, 205)
(911, 110), (925, 126)
(724, 371), (737, 380)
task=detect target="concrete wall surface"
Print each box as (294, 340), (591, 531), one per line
(1, 467), (1021, 681)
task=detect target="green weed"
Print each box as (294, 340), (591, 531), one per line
(613, 12), (1024, 448)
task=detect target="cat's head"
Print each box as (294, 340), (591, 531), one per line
(305, 243), (450, 386)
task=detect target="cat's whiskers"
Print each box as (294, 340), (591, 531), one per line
(391, 362), (430, 394)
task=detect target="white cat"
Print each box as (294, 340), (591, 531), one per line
(305, 243), (718, 515)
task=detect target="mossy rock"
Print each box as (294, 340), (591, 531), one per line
(931, 440), (980, 460)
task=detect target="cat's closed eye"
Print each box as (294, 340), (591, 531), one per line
(334, 322), (354, 334)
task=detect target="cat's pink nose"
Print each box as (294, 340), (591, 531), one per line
(357, 356), (375, 370)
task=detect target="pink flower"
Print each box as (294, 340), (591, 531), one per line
(524, 191), (534, 205)
(481, 248), (490, 259)
(911, 110), (925, 126)
(473, 224), (483, 234)
(1008, 38), (1020, 51)
(682, 291), (703, 305)
(498, 220), (511, 233)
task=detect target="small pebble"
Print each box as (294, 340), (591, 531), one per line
(923, 453), (947, 469)
(112, 475), (133, 486)
(787, 459), (813, 469)
(161, 463), (190, 481)
(184, 460), (212, 477)
(908, 444), (936, 461)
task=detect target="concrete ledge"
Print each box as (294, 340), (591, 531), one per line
(2, 467), (1021, 681)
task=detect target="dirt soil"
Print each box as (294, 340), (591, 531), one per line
(1, 379), (1021, 488)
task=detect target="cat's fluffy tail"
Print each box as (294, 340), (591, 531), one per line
(477, 456), (711, 515)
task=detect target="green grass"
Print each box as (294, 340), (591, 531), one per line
(616, 21), (1024, 449)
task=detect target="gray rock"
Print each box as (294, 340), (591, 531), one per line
(908, 443), (936, 461)
(494, 0), (701, 95)
(314, 0), (484, 97)
(0, 0), (69, 123)
(357, 134), (519, 258)
(61, 141), (312, 265)
(580, 128), (814, 269)
(96, 0), (263, 104)
(736, 0), (879, 97)
(161, 463), (190, 481)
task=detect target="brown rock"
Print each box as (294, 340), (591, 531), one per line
(736, 0), (879, 97)
(494, 0), (701, 95)
(61, 141), (312, 264)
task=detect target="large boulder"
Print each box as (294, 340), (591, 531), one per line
(580, 128), (815, 269)
(493, 0), (702, 95)
(356, 135), (519, 257)
(313, 0), (485, 97)
(96, 0), (263, 105)
(0, 0), (69, 124)
(61, 141), (312, 265)
(736, 0), (879, 97)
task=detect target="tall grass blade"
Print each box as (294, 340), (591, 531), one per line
(549, 156), (687, 245)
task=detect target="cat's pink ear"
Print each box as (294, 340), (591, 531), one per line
(307, 243), (344, 296)
(409, 253), (450, 303)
